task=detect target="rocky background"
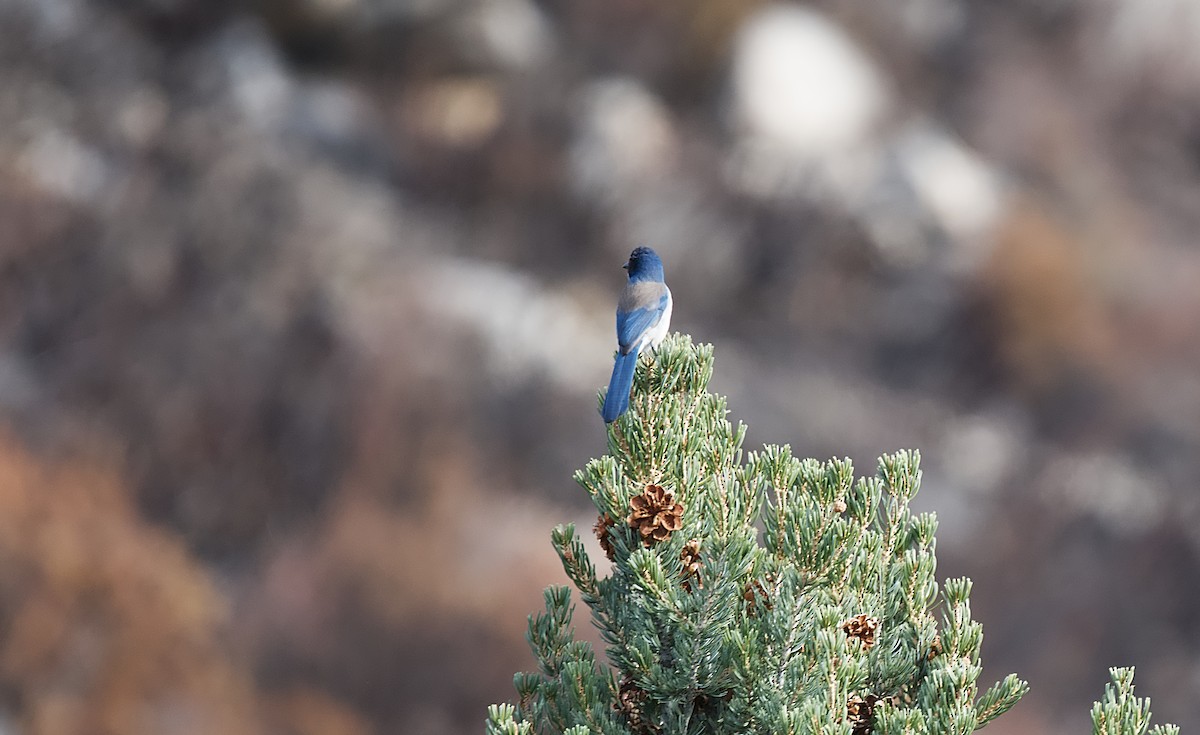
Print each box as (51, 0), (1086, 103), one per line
(1, 0), (1199, 733)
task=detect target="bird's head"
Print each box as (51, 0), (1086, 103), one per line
(624, 246), (665, 282)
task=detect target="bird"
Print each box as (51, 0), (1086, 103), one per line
(601, 247), (673, 423)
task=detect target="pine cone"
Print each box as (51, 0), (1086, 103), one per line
(617, 674), (651, 734)
(680, 538), (702, 591)
(927, 634), (943, 660)
(847, 694), (880, 735)
(594, 514), (617, 561)
(742, 578), (773, 616)
(627, 484), (684, 546)
(842, 614), (880, 649)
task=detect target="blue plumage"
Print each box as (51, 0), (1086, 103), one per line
(602, 351), (638, 423)
(602, 247), (673, 423)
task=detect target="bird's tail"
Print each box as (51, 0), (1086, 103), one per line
(601, 348), (640, 423)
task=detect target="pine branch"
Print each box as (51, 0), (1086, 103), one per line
(1092, 667), (1177, 735)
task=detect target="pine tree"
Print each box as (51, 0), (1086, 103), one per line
(487, 334), (1175, 735)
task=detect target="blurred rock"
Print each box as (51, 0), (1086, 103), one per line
(213, 20), (295, 131)
(940, 408), (1028, 500)
(930, 406), (1030, 541)
(458, 0), (554, 71)
(401, 77), (504, 150)
(730, 4), (891, 163)
(889, 121), (1005, 263)
(15, 126), (110, 205)
(1093, 0), (1200, 93)
(849, 120), (1005, 273)
(570, 77), (678, 200)
(1046, 452), (1166, 535)
(893, 0), (967, 50)
(411, 257), (612, 390)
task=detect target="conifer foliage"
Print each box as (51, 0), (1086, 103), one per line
(1091, 668), (1179, 735)
(486, 335), (1172, 735)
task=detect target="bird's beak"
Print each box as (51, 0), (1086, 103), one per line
(622, 262), (630, 270)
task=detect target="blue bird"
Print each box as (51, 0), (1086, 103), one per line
(601, 247), (673, 423)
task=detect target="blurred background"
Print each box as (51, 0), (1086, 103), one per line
(1, 0), (1199, 733)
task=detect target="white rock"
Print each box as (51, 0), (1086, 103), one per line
(1096, 0), (1200, 87)
(213, 21), (293, 130)
(417, 258), (612, 390)
(894, 123), (1003, 244)
(731, 5), (890, 160)
(570, 78), (677, 199)
(835, 120), (1005, 272)
(18, 126), (109, 204)
(939, 410), (1027, 499)
(465, 0), (554, 70)
(1047, 453), (1166, 535)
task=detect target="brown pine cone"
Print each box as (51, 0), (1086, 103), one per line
(842, 614), (880, 650)
(680, 538), (702, 591)
(627, 484), (684, 546)
(594, 514), (617, 561)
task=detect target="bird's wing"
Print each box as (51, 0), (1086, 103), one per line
(616, 283), (670, 353)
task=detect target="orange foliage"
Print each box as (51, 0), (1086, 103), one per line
(0, 430), (262, 735)
(981, 202), (1117, 392)
(265, 688), (373, 735)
